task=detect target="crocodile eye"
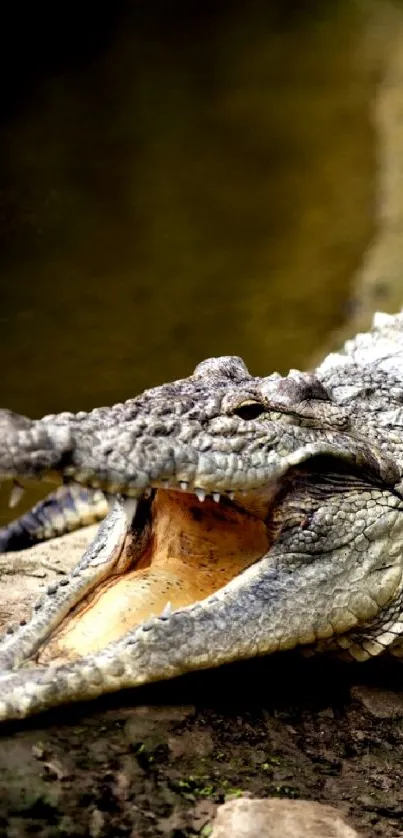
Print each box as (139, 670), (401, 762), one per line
(233, 400), (265, 420)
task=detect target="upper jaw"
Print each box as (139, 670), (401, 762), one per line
(0, 401), (399, 511)
(67, 434), (395, 502)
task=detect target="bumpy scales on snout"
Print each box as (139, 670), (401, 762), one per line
(1, 312), (403, 721)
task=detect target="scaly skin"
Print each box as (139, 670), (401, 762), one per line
(1, 311), (403, 721)
(0, 486), (107, 552)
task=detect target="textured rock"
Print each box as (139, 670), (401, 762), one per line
(210, 798), (361, 838)
(351, 685), (403, 719)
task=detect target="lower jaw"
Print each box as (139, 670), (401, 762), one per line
(37, 489), (271, 664)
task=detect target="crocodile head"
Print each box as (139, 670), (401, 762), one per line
(1, 356), (401, 670)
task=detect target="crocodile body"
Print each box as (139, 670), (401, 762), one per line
(0, 486), (107, 553)
(1, 311), (403, 721)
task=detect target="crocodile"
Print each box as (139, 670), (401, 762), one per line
(1, 310), (403, 722)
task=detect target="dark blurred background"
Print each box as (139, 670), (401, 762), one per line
(0, 0), (388, 425)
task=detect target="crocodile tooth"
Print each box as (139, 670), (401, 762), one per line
(179, 481), (188, 491)
(195, 488), (206, 502)
(142, 616), (156, 631)
(212, 492), (221, 503)
(9, 480), (25, 509)
(228, 491), (235, 500)
(144, 488), (152, 498)
(123, 498), (138, 525)
(162, 479), (170, 488)
(160, 601), (172, 620)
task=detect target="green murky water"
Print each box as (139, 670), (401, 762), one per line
(0, 1), (384, 523)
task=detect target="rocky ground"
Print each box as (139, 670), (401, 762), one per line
(1, 649), (403, 837)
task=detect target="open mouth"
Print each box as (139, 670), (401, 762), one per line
(24, 438), (397, 667)
(36, 484), (277, 664)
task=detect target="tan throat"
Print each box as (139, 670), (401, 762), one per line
(37, 490), (270, 664)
